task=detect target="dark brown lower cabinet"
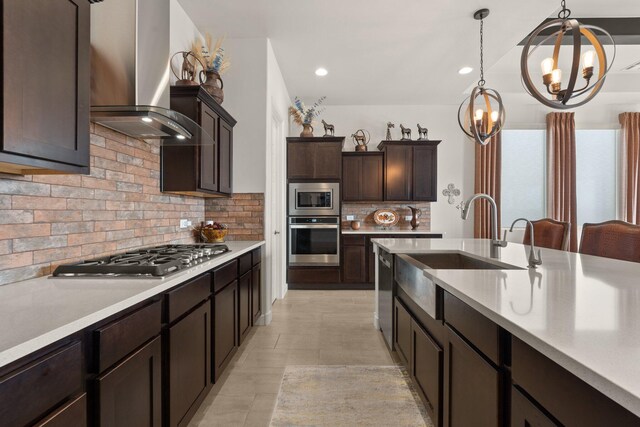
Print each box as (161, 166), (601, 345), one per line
(393, 298), (411, 366)
(443, 326), (500, 427)
(238, 271), (252, 345)
(96, 337), (162, 427)
(251, 263), (262, 324)
(411, 319), (442, 427)
(511, 386), (557, 427)
(168, 303), (211, 427)
(35, 393), (87, 427)
(213, 280), (238, 382)
(342, 244), (366, 283)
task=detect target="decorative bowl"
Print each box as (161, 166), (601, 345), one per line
(373, 209), (399, 228)
(201, 228), (228, 243)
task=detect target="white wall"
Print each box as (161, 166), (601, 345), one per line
(321, 105), (475, 238)
(169, 0), (203, 85)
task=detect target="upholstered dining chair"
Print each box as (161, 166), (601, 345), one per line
(522, 218), (571, 251)
(579, 220), (640, 263)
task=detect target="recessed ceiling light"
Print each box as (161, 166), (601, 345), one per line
(176, 135), (186, 140)
(315, 67), (328, 77)
(458, 67), (474, 75)
(141, 117), (153, 123)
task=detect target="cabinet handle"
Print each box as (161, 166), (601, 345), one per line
(274, 231), (281, 235)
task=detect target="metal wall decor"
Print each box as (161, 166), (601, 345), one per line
(442, 183), (461, 204)
(417, 124), (429, 140)
(351, 129), (371, 151)
(520, 0), (615, 109)
(400, 124), (412, 140)
(457, 9), (505, 146)
(322, 119), (335, 136)
(386, 122), (395, 140)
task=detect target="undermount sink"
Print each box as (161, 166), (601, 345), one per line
(406, 253), (522, 270)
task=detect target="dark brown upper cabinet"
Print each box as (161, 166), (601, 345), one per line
(0, 0), (91, 175)
(377, 141), (440, 202)
(342, 152), (384, 202)
(287, 137), (344, 180)
(163, 86), (236, 197)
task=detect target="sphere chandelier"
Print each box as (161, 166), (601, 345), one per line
(458, 9), (505, 146)
(520, 0), (616, 109)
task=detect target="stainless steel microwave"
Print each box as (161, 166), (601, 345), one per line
(288, 182), (340, 216)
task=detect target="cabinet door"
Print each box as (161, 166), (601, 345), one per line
(287, 143), (315, 179)
(251, 264), (262, 324)
(385, 145), (412, 201)
(3, 0), (90, 167)
(238, 272), (252, 345)
(97, 337), (162, 427)
(342, 245), (366, 283)
(168, 303), (211, 427)
(361, 154), (384, 201)
(411, 320), (443, 427)
(443, 326), (500, 427)
(219, 119), (233, 194)
(314, 142), (342, 179)
(35, 393), (86, 427)
(413, 146), (438, 201)
(213, 281), (238, 382)
(394, 298), (411, 366)
(198, 104), (219, 192)
(511, 386), (558, 427)
(342, 156), (362, 201)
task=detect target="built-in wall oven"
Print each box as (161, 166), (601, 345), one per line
(288, 182), (340, 217)
(288, 217), (340, 266)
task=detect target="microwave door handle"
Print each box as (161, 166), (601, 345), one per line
(289, 225), (339, 229)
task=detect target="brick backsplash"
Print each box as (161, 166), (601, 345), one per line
(341, 202), (431, 230)
(204, 193), (264, 241)
(0, 124), (264, 286)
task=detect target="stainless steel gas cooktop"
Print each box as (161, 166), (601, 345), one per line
(52, 244), (230, 278)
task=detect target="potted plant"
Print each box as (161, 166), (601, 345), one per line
(289, 96), (326, 137)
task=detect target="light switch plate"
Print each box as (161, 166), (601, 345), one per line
(346, 215), (355, 221)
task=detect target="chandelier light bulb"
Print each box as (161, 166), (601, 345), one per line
(551, 68), (562, 84)
(541, 58), (554, 76)
(491, 110), (499, 122)
(582, 50), (596, 68)
(475, 109), (484, 121)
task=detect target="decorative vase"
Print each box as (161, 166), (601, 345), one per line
(351, 220), (361, 230)
(408, 206), (421, 230)
(201, 70), (224, 104)
(355, 144), (368, 152)
(300, 123), (314, 138)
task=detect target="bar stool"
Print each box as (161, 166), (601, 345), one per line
(523, 218), (570, 251)
(579, 220), (640, 262)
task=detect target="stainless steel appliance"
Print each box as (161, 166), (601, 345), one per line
(288, 217), (340, 266)
(52, 244), (230, 278)
(378, 248), (394, 348)
(288, 182), (340, 216)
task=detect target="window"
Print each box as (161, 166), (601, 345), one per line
(501, 130), (546, 226)
(576, 130), (618, 226)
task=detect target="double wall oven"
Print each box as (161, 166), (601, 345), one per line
(288, 182), (340, 266)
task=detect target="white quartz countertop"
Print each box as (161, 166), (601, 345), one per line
(372, 238), (640, 417)
(0, 241), (265, 369)
(341, 227), (445, 235)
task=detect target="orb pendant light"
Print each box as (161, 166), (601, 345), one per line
(458, 9), (505, 146)
(520, 0), (616, 109)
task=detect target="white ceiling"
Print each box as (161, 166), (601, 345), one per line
(178, 0), (640, 105)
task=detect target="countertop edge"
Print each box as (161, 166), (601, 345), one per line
(0, 241), (265, 369)
(342, 229), (446, 235)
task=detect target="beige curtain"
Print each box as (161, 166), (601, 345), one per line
(547, 112), (578, 251)
(620, 113), (640, 225)
(474, 133), (501, 239)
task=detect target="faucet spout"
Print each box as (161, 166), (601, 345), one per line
(460, 193), (507, 258)
(508, 218), (542, 268)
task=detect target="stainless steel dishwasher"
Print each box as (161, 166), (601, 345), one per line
(378, 248), (394, 348)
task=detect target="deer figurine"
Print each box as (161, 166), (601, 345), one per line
(386, 122), (395, 140)
(417, 124), (429, 140)
(400, 124), (412, 140)
(322, 119), (335, 136)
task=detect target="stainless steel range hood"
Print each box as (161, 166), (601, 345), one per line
(90, 0), (211, 145)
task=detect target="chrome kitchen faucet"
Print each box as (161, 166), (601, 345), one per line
(460, 193), (507, 258)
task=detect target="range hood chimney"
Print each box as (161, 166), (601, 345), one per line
(90, 0), (209, 144)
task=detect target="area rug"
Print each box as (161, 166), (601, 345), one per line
(270, 365), (433, 426)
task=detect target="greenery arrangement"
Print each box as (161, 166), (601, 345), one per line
(192, 33), (230, 75)
(288, 96), (326, 125)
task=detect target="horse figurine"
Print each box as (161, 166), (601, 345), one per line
(386, 122), (395, 140)
(322, 119), (335, 136)
(180, 51), (196, 82)
(400, 124), (412, 140)
(417, 124), (429, 140)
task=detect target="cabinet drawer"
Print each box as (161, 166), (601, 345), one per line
(411, 319), (442, 426)
(288, 267), (340, 283)
(252, 247), (262, 265)
(94, 301), (162, 373)
(0, 341), (83, 427)
(213, 259), (238, 293)
(443, 292), (500, 365)
(511, 386), (557, 427)
(343, 235), (365, 246)
(165, 273), (211, 324)
(239, 252), (252, 277)
(36, 393), (87, 427)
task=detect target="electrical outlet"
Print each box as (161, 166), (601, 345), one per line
(405, 216), (412, 221)
(179, 219), (189, 229)
(346, 215), (355, 221)
(186, 220), (192, 227)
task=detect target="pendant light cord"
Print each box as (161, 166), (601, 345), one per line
(558, 0), (571, 19)
(478, 18), (485, 87)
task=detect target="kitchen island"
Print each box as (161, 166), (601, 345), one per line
(372, 238), (640, 426)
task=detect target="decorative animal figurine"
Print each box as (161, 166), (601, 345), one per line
(322, 119), (335, 136)
(386, 122), (395, 140)
(351, 129), (370, 151)
(417, 124), (429, 140)
(181, 51), (196, 82)
(400, 124), (411, 140)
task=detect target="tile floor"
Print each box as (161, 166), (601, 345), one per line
(188, 290), (398, 427)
